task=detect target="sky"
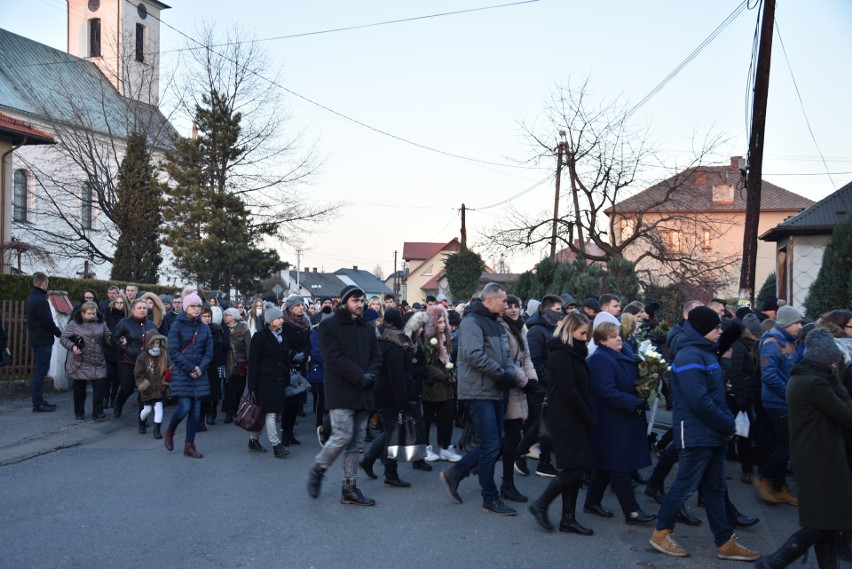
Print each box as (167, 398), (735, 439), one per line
(2, 0), (851, 280)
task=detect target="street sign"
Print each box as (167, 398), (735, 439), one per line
(272, 284), (283, 296)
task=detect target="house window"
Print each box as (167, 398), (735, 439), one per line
(712, 184), (734, 205)
(702, 229), (712, 250)
(13, 169), (28, 222)
(81, 182), (93, 229)
(660, 230), (683, 253)
(89, 18), (101, 57)
(135, 24), (145, 63)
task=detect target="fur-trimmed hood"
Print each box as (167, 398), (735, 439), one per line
(144, 331), (167, 351)
(815, 318), (846, 339)
(404, 311), (429, 340)
(379, 325), (413, 351)
(140, 292), (166, 327)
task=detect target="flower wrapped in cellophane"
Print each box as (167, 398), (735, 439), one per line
(635, 340), (670, 399)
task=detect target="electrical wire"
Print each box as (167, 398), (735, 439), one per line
(744, 0), (762, 145)
(774, 19), (837, 190)
(468, 175), (552, 211)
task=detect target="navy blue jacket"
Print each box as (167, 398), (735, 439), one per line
(670, 322), (735, 449)
(167, 311), (212, 399)
(526, 311), (556, 386)
(25, 287), (61, 348)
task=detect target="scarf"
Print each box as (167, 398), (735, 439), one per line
(505, 314), (527, 352)
(282, 310), (310, 332)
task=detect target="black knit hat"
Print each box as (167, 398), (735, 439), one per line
(761, 297), (779, 312)
(339, 285), (364, 304)
(383, 309), (403, 329)
(688, 306), (721, 337)
(718, 319), (743, 355)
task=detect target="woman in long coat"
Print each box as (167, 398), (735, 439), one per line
(755, 328), (852, 568)
(246, 306), (291, 459)
(164, 293), (212, 458)
(528, 312), (595, 535)
(281, 295), (311, 445)
(60, 301), (111, 421)
(582, 321), (655, 525)
(222, 307), (251, 423)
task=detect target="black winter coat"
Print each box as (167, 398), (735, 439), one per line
(374, 327), (415, 411)
(111, 316), (156, 365)
(25, 287), (61, 348)
(283, 318), (311, 377)
(545, 338), (595, 471)
(247, 326), (290, 414)
(722, 336), (760, 408)
(317, 307), (380, 411)
(525, 311), (556, 386)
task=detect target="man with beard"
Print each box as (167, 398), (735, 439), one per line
(307, 286), (381, 506)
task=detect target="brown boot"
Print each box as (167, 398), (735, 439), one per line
(183, 442), (203, 459)
(164, 430), (175, 451)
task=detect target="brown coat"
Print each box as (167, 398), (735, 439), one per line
(133, 333), (169, 401)
(60, 312), (111, 381)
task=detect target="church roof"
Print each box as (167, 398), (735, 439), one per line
(0, 27), (176, 149)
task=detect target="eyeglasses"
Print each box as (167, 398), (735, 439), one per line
(200, 314), (212, 319)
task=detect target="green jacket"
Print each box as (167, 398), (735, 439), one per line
(787, 360), (852, 530)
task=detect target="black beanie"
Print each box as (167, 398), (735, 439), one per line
(718, 319), (743, 355)
(688, 306), (721, 337)
(340, 285), (364, 304)
(383, 309), (402, 329)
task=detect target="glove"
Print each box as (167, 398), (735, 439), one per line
(292, 352), (307, 365)
(522, 380), (539, 395)
(137, 379), (151, 392)
(360, 373), (376, 390)
(496, 371), (515, 390)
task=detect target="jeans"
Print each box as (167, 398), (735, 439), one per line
(167, 397), (201, 443)
(759, 407), (790, 490)
(314, 409), (369, 484)
(656, 446), (732, 546)
(31, 345), (52, 406)
(449, 399), (504, 503)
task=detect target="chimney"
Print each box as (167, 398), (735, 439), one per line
(353, 265), (358, 271)
(313, 268), (318, 273)
(730, 156), (743, 172)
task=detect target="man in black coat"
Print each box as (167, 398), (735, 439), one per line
(307, 285), (381, 506)
(25, 272), (61, 412)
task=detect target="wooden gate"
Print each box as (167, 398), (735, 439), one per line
(0, 300), (33, 376)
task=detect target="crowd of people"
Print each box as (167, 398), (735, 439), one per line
(21, 272), (852, 567)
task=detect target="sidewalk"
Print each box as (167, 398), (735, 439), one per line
(0, 389), (130, 466)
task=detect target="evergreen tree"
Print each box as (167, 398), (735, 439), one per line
(444, 247), (485, 303)
(162, 90), (285, 294)
(111, 132), (162, 283)
(804, 216), (852, 317)
(756, 272), (777, 307)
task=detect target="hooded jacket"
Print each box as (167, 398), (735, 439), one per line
(60, 310), (111, 381)
(134, 333), (169, 401)
(759, 325), (799, 410)
(670, 322), (734, 449)
(456, 301), (516, 401)
(374, 325), (415, 411)
(525, 310), (557, 386)
(111, 314), (157, 365)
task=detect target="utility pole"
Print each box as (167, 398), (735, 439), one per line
(550, 131), (567, 259)
(739, 0), (776, 304)
(295, 248), (302, 291)
(564, 136), (584, 256)
(393, 250), (399, 295)
(460, 204), (467, 250)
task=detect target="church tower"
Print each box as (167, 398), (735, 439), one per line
(66, 0), (170, 107)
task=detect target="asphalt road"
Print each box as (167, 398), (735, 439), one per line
(0, 391), (818, 569)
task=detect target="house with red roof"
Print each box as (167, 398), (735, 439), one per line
(396, 238), (461, 305)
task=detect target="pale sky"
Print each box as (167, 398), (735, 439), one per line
(3, 0), (851, 279)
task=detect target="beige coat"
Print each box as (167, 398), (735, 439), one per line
(500, 318), (536, 420)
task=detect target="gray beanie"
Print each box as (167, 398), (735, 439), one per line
(742, 313), (763, 337)
(224, 307), (242, 321)
(775, 305), (803, 329)
(803, 328), (843, 367)
(284, 294), (304, 313)
(265, 306), (283, 322)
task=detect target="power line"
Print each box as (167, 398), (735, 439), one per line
(774, 19), (837, 190)
(468, 175), (552, 211)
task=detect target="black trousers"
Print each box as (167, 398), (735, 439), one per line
(502, 418), (524, 483)
(74, 378), (105, 417)
(223, 373), (247, 415)
(423, 399), (455, 449)
(584, 468), (640, 514)
(518, 388), (553, 461)
(114, 363), (137, 411)
(311, 382), (326, 428)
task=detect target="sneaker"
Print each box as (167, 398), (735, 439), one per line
(425, 445), (440, 462)
(774, 486), (799, 506)
(754, 478), (782, 504)
(316, 425), (329, 447)
(716, 533), (760, 561)
(650, 529), (689, 557)
(440, 445), (462, 462)
(483, 499), (517, 516)
(535, 462), (557, 478)
(514, 457), (530, 476)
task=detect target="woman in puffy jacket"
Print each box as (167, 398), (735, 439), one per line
(111, 299), (156, 418)
(60, 301), (111, 421)
(164, 293), (213, 458)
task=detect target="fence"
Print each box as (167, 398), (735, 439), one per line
(0, 300), (33, 377)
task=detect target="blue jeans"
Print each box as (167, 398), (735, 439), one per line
(31, 345), (52, 406)
(759, 407), (790, 490)
(168, 397), (201, 443)
(656, 446), (732, 546)
(450, 399), (504, 503)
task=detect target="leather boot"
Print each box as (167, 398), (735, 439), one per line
(153, 423), (162, 440)
(164, 430), (175, 451)
(307, 465), (326, 498)
(814, 538), (838, 569)
(559, 482), (594, 536)
(138, 419), (147, 434)
(500, 479), (528, 503)
(755, 535), (808, 569)
(183, 442), (203, 459)
(341, 482), (376, 506)
(528, 477), (563, 531)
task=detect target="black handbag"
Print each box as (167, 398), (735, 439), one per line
(234, 392), (264, 432)
(285, 371), (310, 398)
(386, 412), (427, 462)
(538, 397), (552, 446)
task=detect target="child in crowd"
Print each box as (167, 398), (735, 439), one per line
(134, 332), (169, 439)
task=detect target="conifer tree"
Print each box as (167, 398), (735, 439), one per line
(444, 247), (486, 303)
(111, 132), (162, 283)
(804, 216), (852, 317)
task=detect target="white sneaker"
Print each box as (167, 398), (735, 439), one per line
(440, 445), (462, 462)
(424, 445), (440, 462)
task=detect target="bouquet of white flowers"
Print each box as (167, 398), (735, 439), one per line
(635, 340), (669, 399)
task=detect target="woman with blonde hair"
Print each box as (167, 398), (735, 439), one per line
(246, 298), (265, 336)
(103, 293), (129, 409)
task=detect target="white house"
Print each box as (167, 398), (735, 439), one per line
(1, 0), (178, 281)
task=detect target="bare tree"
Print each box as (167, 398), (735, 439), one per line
(372, 264), (385, 281)
(479, 80), (740, 290)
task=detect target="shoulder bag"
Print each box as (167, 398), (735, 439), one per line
(234, 391), (264, 432)
(163, 326), (199, 384)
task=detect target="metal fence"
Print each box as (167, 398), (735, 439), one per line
(0, 300), (33, 377)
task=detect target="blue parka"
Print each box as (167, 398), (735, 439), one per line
(759, 326), (799, 410)
(670, 322), (734, 449)
(167, 311), (213, 399)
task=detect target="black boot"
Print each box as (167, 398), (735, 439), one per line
(755, 535), (808, 569)
(559, 482), (594, 535)
(307, 465), (326, 498)
(500, 479), (528, 503)
(412, 459), (432, 471)
(153, 423), (162, 440)
(207, 401), (217, 425)
(138, 418), (146, 434)
(341, 482), (376, 506)
(528, 477), (563, 532)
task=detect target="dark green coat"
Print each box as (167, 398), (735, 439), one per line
(786, 360), (852, 530)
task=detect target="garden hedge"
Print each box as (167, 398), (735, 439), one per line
(0, 274), (180, 302)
